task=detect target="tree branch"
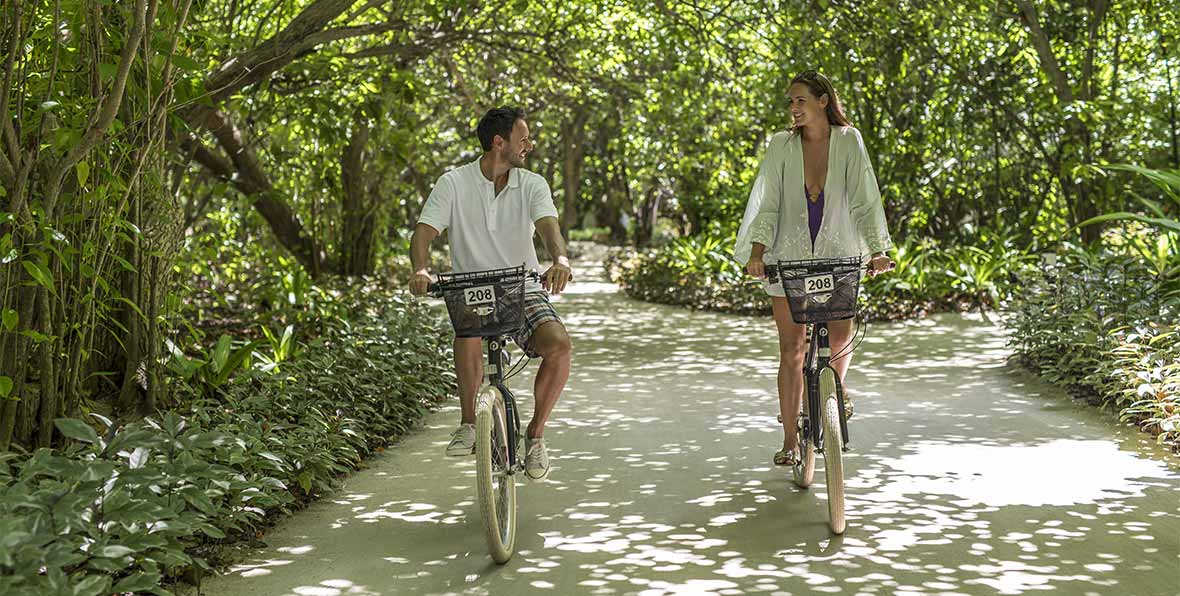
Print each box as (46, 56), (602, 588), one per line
(204, 0), (355, 102)
(0, 146), (13, 187)
(186, 106), (334, 275)
(1, 2), (25, 167)
(1081, 0), (1109, 100)
(1015, 0), (1074, 104)
(58, 0), (148, 173)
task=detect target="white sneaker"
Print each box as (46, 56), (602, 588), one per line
(524, 437), (550, 480)
(446, 424), (476, 456)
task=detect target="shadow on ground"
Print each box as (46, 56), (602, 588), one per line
(186, 262), (1180, 596)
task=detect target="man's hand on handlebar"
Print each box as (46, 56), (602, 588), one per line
(542, 256), (573, 295)
(410, 268), (433, 296)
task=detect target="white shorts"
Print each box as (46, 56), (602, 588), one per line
(762, 278), (786, 298)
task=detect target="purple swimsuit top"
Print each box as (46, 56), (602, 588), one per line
(806, 185), (824, 249)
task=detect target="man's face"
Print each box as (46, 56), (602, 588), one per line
(498, 119), (533, 167)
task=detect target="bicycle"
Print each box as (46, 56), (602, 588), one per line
(766, 256), (865, 535)
(429, 265), (537, 564)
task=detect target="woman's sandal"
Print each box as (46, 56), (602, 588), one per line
(773, 447), (799, 466)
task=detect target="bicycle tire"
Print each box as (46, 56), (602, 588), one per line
(793, 398), (817, 488)
(820, 379), (846, 534)
(475, 387), (516, 563)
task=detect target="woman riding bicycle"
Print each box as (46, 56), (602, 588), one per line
(734, 70), (894, 467)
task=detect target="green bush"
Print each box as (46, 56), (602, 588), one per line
(607, 232), (1036, 321)
(0, 283), (453, 594)
(1007, 245), (1180, 451)
(606, 235), (771, 315)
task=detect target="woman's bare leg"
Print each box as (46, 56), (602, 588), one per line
(772, 297), (808, 451)
(827, 318), (855, 382)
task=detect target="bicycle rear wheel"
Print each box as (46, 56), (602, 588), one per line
(475, 387), (517, 563)
(820, 375), (846, 534)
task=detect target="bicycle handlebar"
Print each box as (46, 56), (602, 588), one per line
(427, 269), (541, 297)
(765, 256), (894, 280)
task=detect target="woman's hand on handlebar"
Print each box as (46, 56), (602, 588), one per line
(867, 253), (895, 277)
(746, 258), (766, 278)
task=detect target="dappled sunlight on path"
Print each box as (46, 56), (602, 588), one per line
(187, 261), (1180, 596)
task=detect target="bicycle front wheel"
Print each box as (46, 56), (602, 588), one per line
(475, 387), (517, 563)
(792, 398), (816, 488)
(821, 384), (846, 534)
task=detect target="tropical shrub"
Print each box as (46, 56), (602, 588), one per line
(608, 232), (1036, 321)
(0, 283), (453, 593)
(1007, 244), (1180, 451)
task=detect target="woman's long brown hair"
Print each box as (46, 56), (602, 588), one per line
(790, 70), (851, 127)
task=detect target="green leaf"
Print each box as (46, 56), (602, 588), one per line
(76, 161), (90, 189)
(112, 254), (138, 273)
(21, 329), (53, 343)
(1106, 164), (1180, 206)
(2, 309), (16, 331)
(0, 376), (12, 398)
(71, 575), (110, 596)
(98, 62), (118, 82)
(211, 334), (232, 373)
(114, 296), (147, 322)
(21, 260), (55, 294)
(112, 573), (162, 593)
(1072, 212), (1180, 235)
(172, 53), (201, 72)
(55, 418), (100, 444)
(97, 545), (135, 558)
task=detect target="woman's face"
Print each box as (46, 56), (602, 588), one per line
(788, 82), (828, 128)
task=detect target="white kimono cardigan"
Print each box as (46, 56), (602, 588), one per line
(734, 126), (893, 265)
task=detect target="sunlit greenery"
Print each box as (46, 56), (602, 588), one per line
(2, 0), (1180, 589)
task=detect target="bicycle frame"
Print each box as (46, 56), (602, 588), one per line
(484, 336), (522, 472)
(802, 322), (851, 453)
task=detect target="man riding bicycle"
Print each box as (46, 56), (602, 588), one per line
(408, 107), (573, 481)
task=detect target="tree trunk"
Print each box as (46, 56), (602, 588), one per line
(1015, 0), (1107, 243)
(560, 109), (588, 240)
(185, 106), (336, 276)
(634, 184), (662, 247)
(0, 0), (185, 451)
(340, 114), (377, 276)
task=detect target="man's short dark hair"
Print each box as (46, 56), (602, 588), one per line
(477, 107), (526, 151)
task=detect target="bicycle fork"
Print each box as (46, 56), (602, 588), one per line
(808, 324), (851, 453)
(485, 338), (522, 472)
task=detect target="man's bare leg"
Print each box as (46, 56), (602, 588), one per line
(525, 321), (572, 439)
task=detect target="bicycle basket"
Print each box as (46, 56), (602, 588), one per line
(773, 257), (862, 324)
(436, 266), (528, 338)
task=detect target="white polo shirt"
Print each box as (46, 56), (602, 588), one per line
(418, 159), (559, 289)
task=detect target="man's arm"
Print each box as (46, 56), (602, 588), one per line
(534, 216), (572, 294)
(409, 223), (439, 295)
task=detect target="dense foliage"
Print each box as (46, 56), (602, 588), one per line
(607, 233), (1037, 321)
(0, 286), (452, 593)
(3, 0), (1180, 588)
(3, 0), (1178, 448)
(1008, 241), (1180, 452)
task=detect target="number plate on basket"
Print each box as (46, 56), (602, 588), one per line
(803, 274), (834, 294)
(464, 285), (496, 306)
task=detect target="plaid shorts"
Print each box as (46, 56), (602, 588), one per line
(511, 291), (563, 358)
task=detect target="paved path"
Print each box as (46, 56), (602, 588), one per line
(187, 264), (1180, 596)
